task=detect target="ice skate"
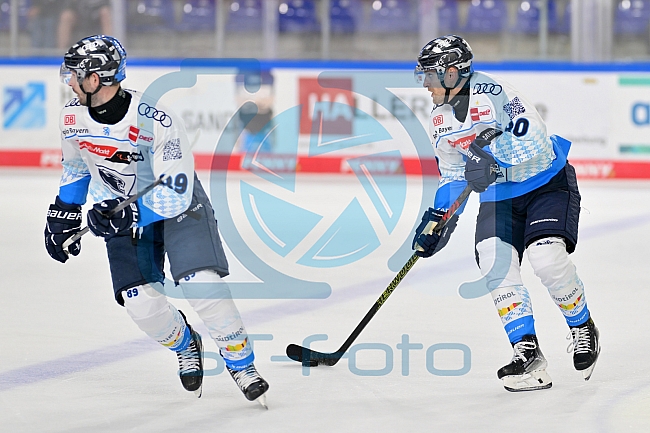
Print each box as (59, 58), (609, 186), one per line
(227, 363), (269, 408)
(568, 317), (600, 381)
(497, 335), (552, 392)
(176, 311), (204, 398)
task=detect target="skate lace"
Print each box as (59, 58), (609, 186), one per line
(567, 327), (591, 355)
(177, 340), (200, 373)
(231, 365), (260, 390)
(512, 341), (536, 362)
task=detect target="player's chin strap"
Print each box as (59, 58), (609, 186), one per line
(440, 71), (465, 105)
(79, 80), (102, 107)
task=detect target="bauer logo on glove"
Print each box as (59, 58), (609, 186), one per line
(88, 197), (140, 239)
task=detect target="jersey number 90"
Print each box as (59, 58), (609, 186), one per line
(505, 118), (529, 137)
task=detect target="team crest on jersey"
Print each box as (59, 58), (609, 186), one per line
(447, 133), (476, 150)
(470, 105), (493, 122)
(97, 166), (136, 196)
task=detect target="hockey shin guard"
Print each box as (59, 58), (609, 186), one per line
(181, 270), (254, 370)
(527, 237), (590, 327)
(477, 238), (536, 343)
(121, 283), (191, 351)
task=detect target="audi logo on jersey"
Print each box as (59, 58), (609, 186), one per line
(138, 103), (172, 127)
(448, 133), (476, 150)
(473, 83), (503, 96)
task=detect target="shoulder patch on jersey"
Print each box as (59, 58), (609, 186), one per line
(503, 97), (526, 120)
(470, 105), (494, 122)
(128, 125), (154, 146)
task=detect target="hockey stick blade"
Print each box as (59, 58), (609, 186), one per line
(285, 185), (473, 367)
(285, 344), (345, 367)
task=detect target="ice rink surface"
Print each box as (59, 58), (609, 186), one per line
(2, 168), (650, 433)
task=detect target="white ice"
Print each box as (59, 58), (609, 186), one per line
(1, 169), (650, 433)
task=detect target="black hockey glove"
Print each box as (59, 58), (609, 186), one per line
(464, 138), (498, 193)
(87, 198), (139, 239)
(45, 196), (83, 263)
(412, 208), (458, 258)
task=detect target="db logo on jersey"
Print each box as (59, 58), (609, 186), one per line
(448, 133), (476, 150)
(470, 106), (493, 122)
(433, 114), (444, 126)
(64, 114), (76, 125)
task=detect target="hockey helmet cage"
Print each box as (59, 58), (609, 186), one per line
(415, 35), (473, 88)
(62, 35), (127, 86)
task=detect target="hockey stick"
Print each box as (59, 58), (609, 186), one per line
(286, 184), (473, 367)
(61, 129), (202, 253)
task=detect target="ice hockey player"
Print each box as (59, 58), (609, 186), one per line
(411, 35), (600, 391)
(44, 35), (269, 405)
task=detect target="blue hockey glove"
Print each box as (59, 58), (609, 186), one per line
(412, 208), (458, 258)
(87, 198), (139, 239)
(45, 196), (83, 263)
(464, 138), (498, 193)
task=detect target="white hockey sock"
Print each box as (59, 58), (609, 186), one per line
(121, 284), (190, 351)
(527, 237), (589, 326)
(180, 270), (253, 366)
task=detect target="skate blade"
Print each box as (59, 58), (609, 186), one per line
(503, 369), (553, 392)
(193, 386), (202, 398)
(256, 393), (268, 410)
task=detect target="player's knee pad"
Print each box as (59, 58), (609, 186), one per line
(527, 237), (575, 291)
(121, 283), (169, 322)
(181, 270), (240, 325)
(476, 237), (524, 291)
(121, 284), (188, 350)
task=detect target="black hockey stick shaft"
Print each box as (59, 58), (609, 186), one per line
(286, 184), (473, 366)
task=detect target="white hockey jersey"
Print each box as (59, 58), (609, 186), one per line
(58, 89), (194, 226)
(429, 71), (570, 211)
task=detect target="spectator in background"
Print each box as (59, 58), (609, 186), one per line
(58, 0), (113, 50)
(28, 0), (62, 53)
